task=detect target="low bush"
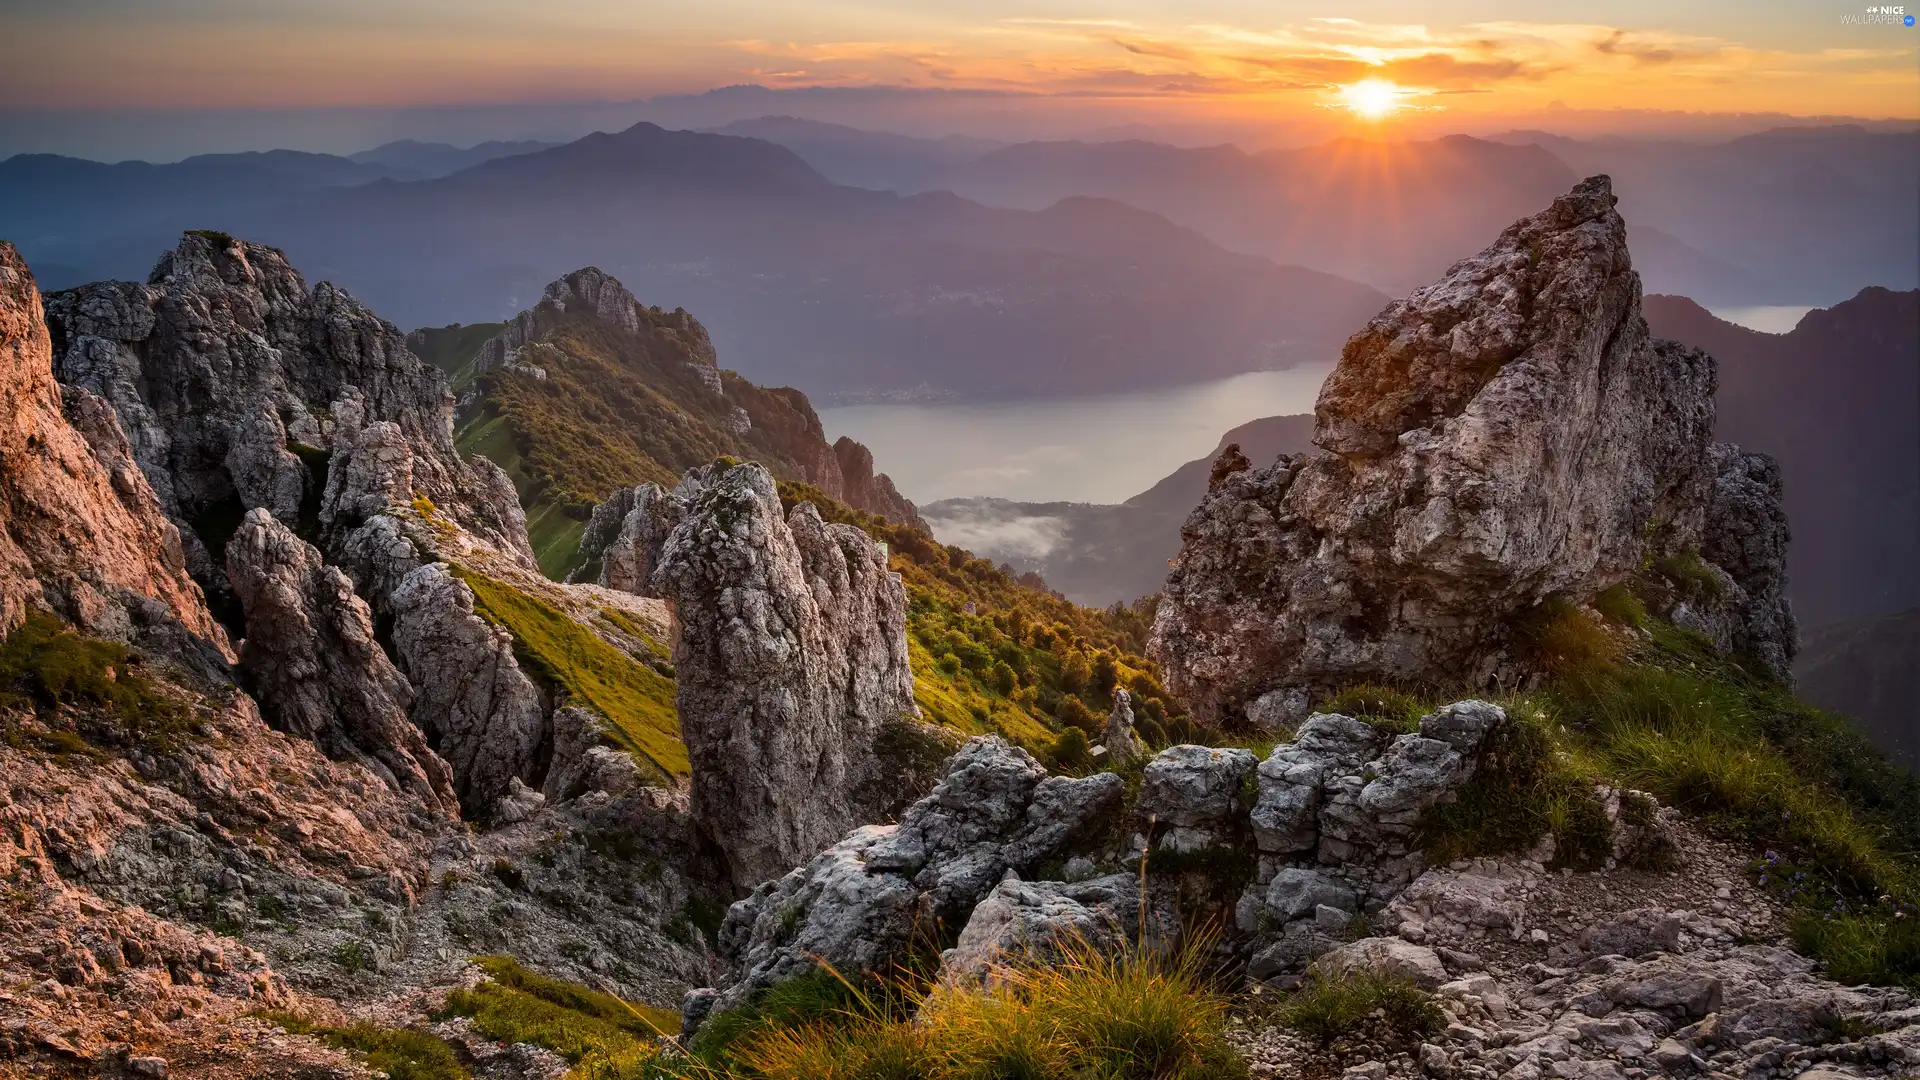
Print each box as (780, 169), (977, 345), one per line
(1277, 970), (1443, 1046)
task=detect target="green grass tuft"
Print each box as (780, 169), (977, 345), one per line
(1317, 683), (1430, 735)
(0, 610), (193, 754)
(321, 1023), (469, 1080)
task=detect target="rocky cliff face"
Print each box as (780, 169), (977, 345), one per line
(1151, 177), (1794, 725)
(832, 435), (925, 530)
(44, 231), (534, 604)
(0, 241), (228, 665)
(580, 462), (917, 886)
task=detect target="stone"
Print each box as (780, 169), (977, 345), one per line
(225, 508), (457, 815)
(1249, 714), (1383, 856)
(1317, 936), (1450, 990)
(709, 738), (1124, 1018)
(127, 1056), (168, 1078)
(1150, 177), (1770, 721)
(389, 563), (546, 816)
(943, 873), (1171, 981)
(1100, 689), (1147, 767)
(1696, 444), (1796, 681)
(1578, 908), (1682, 959)
(607, 462), (918, 886)
(1136, 745), (1259, 837)
(832, 436), (925, 531)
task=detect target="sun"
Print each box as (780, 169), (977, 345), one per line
(1338, 79), (1404, 120)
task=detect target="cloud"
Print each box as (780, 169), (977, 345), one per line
(1594, 29), (1715, 65)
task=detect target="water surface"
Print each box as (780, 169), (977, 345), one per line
(1709, 305), (1815, 335)
(821, 365), (1333, 505)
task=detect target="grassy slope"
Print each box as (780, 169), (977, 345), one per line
(1379, 575), (1920, 990)
(454, 567), (686, 780)
(409, 322), (506, 389)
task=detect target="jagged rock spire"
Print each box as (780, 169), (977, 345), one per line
(1150, 176), (1793, 725)
(580, 462), (917, 886)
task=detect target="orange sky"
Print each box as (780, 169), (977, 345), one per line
(3, 1), (1916, 123)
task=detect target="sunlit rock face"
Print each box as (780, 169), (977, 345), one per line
(1151, 176), (1792, 725)
(0, 240), (228, 662)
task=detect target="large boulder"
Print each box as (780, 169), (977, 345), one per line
(1150, 176), (1790, 722)
(586, 462), (918, 886)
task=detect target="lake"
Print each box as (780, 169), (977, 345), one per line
(820, 365), (1334, 505)
(1710, 305), (1815, 334)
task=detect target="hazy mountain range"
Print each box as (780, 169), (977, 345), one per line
(3, 118), (1913, 404)
(0, 122), (1386, 402)
(722, 117), (1917, 305)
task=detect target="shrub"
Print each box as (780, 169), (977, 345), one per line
(1050, 727), (1092, 773)
(1277, 971), (1443, 1045)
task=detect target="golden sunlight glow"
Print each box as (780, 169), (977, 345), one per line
(1338, 78), (1405, 119)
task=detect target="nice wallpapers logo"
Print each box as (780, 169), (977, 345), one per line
(1840, 5), (1914, 24)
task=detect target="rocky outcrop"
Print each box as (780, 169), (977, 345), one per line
(0, 241), (228, 663)
(1695, 444), (1796, 681)
(225, 508), (457, 814)
(1150, 177), (1792, 724)
(705, 738), (1123, 1016)
(1237, 702), (1515, 976)
(389, 563), (547, 818)
(832, 436), (926, 531)
(45, 231), (534, 600)
(590, 462), (916, 885)
(1100, 688), (1146, 766)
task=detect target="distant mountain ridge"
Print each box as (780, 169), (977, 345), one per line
(1644, 287), (1920, 626)
(0, 119), (1387, 402)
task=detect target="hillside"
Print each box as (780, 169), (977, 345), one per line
(1797, 608), (1920, 771)
(436, 267), (923, 576)
(1645, 287), (1920, 625)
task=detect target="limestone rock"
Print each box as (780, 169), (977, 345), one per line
(943, 873), (1172, 981)
(0, 241), (228, 661)
(618, 462), (916, 885)
(1137, 743), (1256, 852)
(1100, 688), (1147, 767)
(1697, 443), (1796, 681)
(225, 508), (456, 814)
(707, 737), (1119, 1017)
(45, 231), (535, 599)
(1150, 177), (1774, 722)
(1316, 936), (1450, 990)
(389, 563), (546, 817)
